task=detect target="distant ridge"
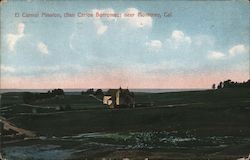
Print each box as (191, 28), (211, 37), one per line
(0, 88), (207, 94)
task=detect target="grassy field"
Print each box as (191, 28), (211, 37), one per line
(1, 88), (250, 136)
(1, 88), (250, 159)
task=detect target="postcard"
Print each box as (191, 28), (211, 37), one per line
(0, 0), (249, 159)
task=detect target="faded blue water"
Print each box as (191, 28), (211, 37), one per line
(3, 131), (250, 160)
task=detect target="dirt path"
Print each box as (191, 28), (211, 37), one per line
(0, 117), (35, 137)
(89, 94), (103, 102)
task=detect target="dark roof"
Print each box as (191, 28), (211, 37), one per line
(105, 88), (132, 96)
(106, 89), (118, 96)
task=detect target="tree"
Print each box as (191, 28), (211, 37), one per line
(217, 82), (223, 89)
(212, 84), (216, 90)
(223, 79), (232, 88)
(95, 89), (103, 96)
(47, 89), (65, 97)
(215, 79), (250, 89)
(86, 88), (94, 94)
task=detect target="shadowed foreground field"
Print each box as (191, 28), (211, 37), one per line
(1, 88), (250, 159)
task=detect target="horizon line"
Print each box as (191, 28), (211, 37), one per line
(0, 87), (209, 90)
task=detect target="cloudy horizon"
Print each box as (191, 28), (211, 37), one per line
(0, 0), (249, 89)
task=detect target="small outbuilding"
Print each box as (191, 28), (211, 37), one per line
(103, 87), (135, 108)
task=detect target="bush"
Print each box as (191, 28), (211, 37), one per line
(86, 88), (94, 94)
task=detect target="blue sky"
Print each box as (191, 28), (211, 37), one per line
(0, 0), (249, 89)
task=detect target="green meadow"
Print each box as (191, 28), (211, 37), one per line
(1, 88), (250, 159)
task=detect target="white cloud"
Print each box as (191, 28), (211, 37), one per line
(207, 51), (225, 60)
(37, 42), (49, 54)
(171, 30), (191, 45)
(166, 30), (192, 49)
(122, 8), (152, 28)
(93, 20), (108, 35)
(146, 40), (162, 51)
(7, 34), (21, 51)
(0, 65), (15, 73)
(91, 8), (117, 35)
(6, 23), (25, 52)
(228, 44), (247, 57)
(97, 25), (108, 35)
(207, 44), (248, 61)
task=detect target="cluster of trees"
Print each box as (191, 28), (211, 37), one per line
(47, 89), (64, 96)
(82, 88), (103, 96)
(213, 79), (250, 89)
(23, 89), (64, 104)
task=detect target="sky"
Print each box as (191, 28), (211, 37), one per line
(0, 0), (249, 89)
